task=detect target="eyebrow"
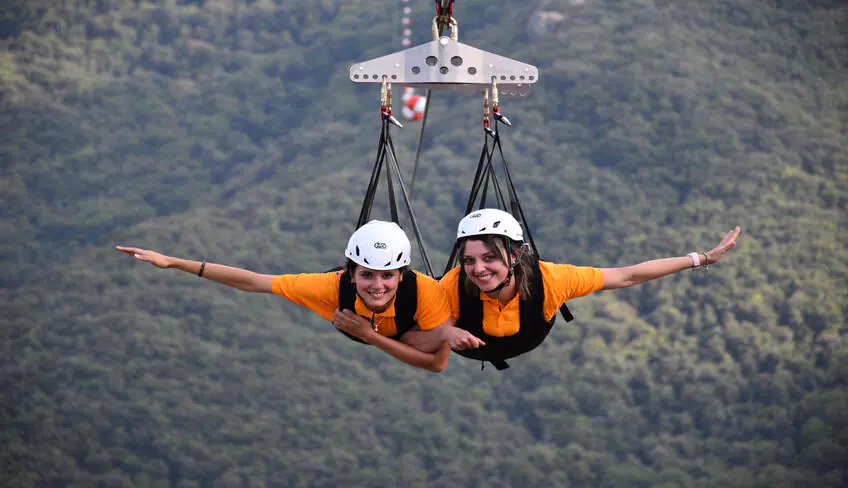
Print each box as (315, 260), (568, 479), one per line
(464, 252), (496, 259)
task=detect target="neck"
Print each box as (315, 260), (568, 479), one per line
(357, 292), (394, 314)
(484, 278), (518, 303)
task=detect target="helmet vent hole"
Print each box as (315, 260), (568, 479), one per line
(493, 221), (501, 228)
(384, 261), (392, 267)
(355, 246), (361, 256)
(363, 258), (370, 265)
(396, 252), (404, 262)
(478, 227), (487, 232)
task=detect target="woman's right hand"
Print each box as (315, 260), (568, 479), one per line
(115, 246), (172, 269)
(446, 327), (486, 350)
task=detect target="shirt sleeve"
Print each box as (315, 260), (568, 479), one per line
(541, 261), (605, 320)
(271, 271), (341, 321)
(413, 272), (453, 330)
(438, 266), (462, 323)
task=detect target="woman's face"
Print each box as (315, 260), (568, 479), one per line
(461, 239), (510, 292)
(350, 266), (403, 312)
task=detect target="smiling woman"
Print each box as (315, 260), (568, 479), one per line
(116, 220), (483, 372)
(429, 209), (742, 370)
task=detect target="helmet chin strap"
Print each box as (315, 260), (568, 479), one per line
(484, 239), (516, 310)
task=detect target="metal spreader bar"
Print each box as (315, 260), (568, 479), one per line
(349, 36), (539, 98)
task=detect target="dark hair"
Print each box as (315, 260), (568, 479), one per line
(457, 235), (535, 299)
(344, 259), (409, 280)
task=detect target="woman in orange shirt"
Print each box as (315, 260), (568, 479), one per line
(117, 220), (482, 372)
(420, 208), (741, 370)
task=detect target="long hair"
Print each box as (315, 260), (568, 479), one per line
(457, 235), (535, 299)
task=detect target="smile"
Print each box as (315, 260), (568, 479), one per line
(473, 273), (496, 282)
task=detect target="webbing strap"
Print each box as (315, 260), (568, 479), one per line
(357, 116), (435, 277)
(445, 119), (576, 325)
(385, 146), (399, 225)
(493, 123), (539, 258)
(466, 135), (506, 214)
(357, 123), (388, 227)
(443, 122), (515, 274)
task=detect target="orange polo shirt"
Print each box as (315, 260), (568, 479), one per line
(271, 270), (451, 337)
(439, 261), (604, 337)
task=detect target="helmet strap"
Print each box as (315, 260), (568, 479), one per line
(488, 237), (515, 308)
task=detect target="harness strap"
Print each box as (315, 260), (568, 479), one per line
(559, 303), (574, 322)
(443, 132), (506, 275)
(494, 122), (539, 257)
(491, 360), (510, 370)
(356, 116), (435, 277)
(357, 123), (388, 227)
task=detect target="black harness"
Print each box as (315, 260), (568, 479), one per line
(453, 259), (573, 370)
(336, 269), (419, 343)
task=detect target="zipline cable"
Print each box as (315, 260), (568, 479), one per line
(409, 0), (455, 197)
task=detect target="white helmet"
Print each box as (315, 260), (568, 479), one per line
(456, 208), (524, 242)
(345, 220), (412, 270)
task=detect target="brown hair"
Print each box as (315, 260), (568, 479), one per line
(457, 236), (535, 299)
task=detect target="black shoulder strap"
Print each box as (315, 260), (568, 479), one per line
(336, 268), (356, 312)
(392, 270), (418, 337)
(337, 270), (367, 344)
(517, 257), (546, 326)
(516, 260), (574, 324)
(455, 270), (509, 370)
(559, 303), (574, 322)
(456, 267), (484, 338)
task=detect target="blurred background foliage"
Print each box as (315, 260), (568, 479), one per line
(1, 0), (846, 486)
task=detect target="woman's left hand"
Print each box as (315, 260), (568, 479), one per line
(332, 309), (375, 341)
(706, 226), (742, 264)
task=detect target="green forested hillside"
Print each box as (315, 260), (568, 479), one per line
(2, 0), (846, 486)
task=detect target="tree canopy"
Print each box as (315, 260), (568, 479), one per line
(2, 0), (846, 486)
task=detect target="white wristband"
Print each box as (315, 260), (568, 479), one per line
(687, 252), (700, 268)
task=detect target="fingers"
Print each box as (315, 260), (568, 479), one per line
(460, 336), (484, 348)
(332, 313), (354, 332)
(708, 226), (742, 263)
(332, 310), (354, 324)
(342, 310), (368, 325)
(724, 226), (741, 243)
(332, 310), (369, 329)
(116, 246), (149, 262)
(115, 245), (140, 255)
(465, 332), (485, 348)
(723, 227), (741, 248)
(452, 333), (486, 350)
(333, 309), (355, 318)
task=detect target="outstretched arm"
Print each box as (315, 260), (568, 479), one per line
(115, 246), (275, 293)
(401, 320), (486, 352)
(332, 310), (451, 372)
(601, 226), (741, 290)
